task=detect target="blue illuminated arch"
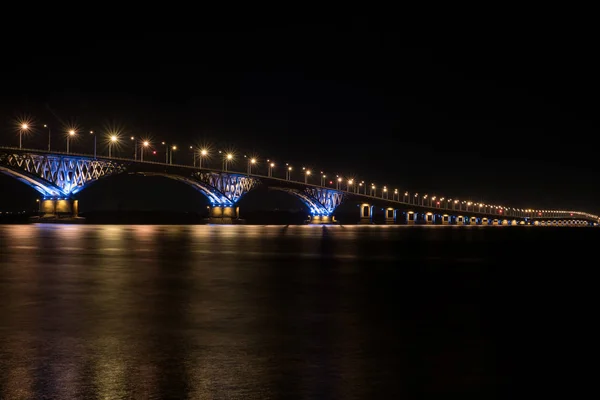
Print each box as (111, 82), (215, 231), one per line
(269, 187), (331, 216)
(0, 165), (65, 197)
(131, 172), (234, 206)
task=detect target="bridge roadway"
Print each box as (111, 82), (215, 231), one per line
(0, 146), (598, 226)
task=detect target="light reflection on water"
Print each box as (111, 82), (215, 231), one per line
(0, 224), (596, 398)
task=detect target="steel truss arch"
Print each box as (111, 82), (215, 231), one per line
(270, 187), (345, 215)
(193, 172), (258, 203)
(0, 165), (64, 197)
(0, 151), (127, 196)
(304, 187), (345, 214)
(135, 172), (234, 206)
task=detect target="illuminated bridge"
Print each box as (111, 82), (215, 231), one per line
(1, 146), (598, 226)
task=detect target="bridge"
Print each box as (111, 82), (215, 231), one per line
(1, 146), (598, 226)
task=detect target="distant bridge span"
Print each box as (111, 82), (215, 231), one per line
(0, 146), (598, 226)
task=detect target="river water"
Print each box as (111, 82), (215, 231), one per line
(0, 224), (597, 398)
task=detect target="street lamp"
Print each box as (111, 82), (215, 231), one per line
(199, 149), (208, 169)
(67, 130), (76, 153)
(130, 136), (137, 160)
(304, 169), (311, 183)
(141, 140), (149, 161)
(108, 135), (118, 157)
(321, 173), (326, 186)
(268, 162), (275, 177)
(189, 146), (195, 166)
(161, 142), (168, 163)
(19, 123), (29, 149)
(90, 131), (97, 158)
(225, 153), (233, 171)
(170, 145), (177, 164)
(286, 165), (292, 181)
(43, 124), (51, 151)
(247, 157), (256, 174)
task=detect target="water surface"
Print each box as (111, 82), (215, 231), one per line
(0, 224), (596, 398)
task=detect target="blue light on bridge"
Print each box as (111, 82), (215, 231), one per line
(309, 208), (331, 217)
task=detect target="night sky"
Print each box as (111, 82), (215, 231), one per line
(1, 22), (598, 213)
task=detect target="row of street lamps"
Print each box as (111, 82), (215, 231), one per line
(11, 121), (598, 220)
(11, 124), (522, 213)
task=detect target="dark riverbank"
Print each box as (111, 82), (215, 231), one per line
(0, 212), (31, 224)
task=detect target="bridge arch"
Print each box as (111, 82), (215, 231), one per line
(0, 165), (65, 197)
(0, 151), (128, 197)
(126, 173), (235, 206)
(267, 187), (344, 216)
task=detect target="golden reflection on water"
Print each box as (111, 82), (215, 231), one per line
(0, 333), (35, 399)
(0, 223), (520, 398)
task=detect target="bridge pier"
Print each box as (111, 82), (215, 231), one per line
(309, 215), (335, 224)
(208, 206), (238, 224)
(425, 213), (433, 224)
(39, 198), (79, 218)
(359, 203), (373, 224)
(384, 208), (395, 224)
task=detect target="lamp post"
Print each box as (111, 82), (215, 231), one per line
(131, 137), (137, 160)
(199, 149), (208, 169)
(286, 165), (292, 181)
(67, 130), (75, 153)
(336, 177), (342, 190)
(109, 135), (118, 157)
(268, 162), (274, 177)
(321, 173), (326, 186)
(90, 131), (96, 159)
(161, 142), (168, 164)
(141, 141), (149, 161)
(247, 157), (256, 175)
(304, 169), (311, 184)
(170, 145), (177, 164)
(224, 153), (232, 171)
(19, 123), (29, 149)
(44, 124), (51, 151)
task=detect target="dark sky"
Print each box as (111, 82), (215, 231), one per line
(1, 21), (598, 213)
